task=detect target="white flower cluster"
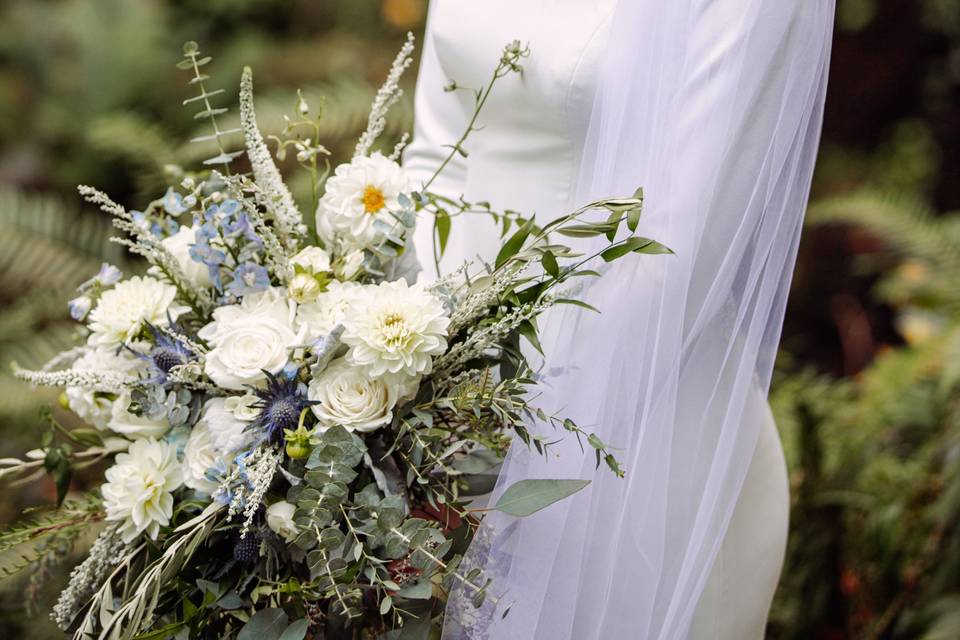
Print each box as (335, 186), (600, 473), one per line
(30, 82), (458, 553)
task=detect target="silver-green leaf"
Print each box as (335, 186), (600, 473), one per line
(492, 479), (591, 517)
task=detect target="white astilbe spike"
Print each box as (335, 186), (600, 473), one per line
(389, 132), (410, 161)
(215, 172), (293, 282)
(12, 362), (135, 392)
(354, 32), (415, 158)
(77, 185), (212, 311)
(40, 347), (87, 373)
(155, 324), (207, 355)
(432, 297), (553, 380)
(51, 525), (125, 630)
(239, 67), (304, 249)
(447, 265), (528, 335)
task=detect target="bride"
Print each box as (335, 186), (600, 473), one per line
(404, 1), (835, 638)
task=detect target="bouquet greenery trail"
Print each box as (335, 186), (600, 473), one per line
(1, 35), (668, 639)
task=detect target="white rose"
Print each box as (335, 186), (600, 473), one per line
(315, 152), (411, 248)
(198, 288), (306, 390)
(102, 438), (183, 543)
(88, 276), (188, 349)
(199, 397), (252, 454)
(341, 279), (449, 378)
(308, 358), (411, 433)
(265, 501), (298, 543)
(296, 280), (361, 341)
(223, 392), (262, 422)
(291, 246), (331, 274)
(65, 348), (142, 429)
(151, 225), (212, 288)
(107, 389), (170, 439)
(182, 420), (222, 494)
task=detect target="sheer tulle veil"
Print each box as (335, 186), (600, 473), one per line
(442, 1), (835, 638)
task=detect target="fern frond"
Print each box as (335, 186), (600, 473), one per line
(0, 188), (127, 300)
(87, 113), (180, 196)
(807, 189), (960, 272)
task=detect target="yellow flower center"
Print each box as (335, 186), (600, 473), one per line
(380, 312), (409, 348)
(362, 185), (386, 214)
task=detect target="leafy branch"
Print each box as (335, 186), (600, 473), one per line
(177, 41), (243, 170)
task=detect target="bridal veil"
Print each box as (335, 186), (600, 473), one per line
(441, 1), (836, 638)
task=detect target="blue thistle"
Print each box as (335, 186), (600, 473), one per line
(248, 370), (316, 443)
(134, 322), (195, 385)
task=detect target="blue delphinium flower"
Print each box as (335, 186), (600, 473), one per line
(203, 199), (240, 225)
(227, 262), (270, 297)
(248, 370), (315, 443)
(162, 188), (188, 216)
(68, 295), (93, 321)
(190, 224), (228, 291)
(95, 263), (123, 286)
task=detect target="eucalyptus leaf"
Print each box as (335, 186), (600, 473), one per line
(492, 479), (591, 517)
(237, 608), (289, 640)
(278, 619), (310, 640)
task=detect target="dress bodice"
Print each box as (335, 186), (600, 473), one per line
(404, 0), (615, 279)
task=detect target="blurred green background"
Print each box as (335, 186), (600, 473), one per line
(0, 0), (958, 638)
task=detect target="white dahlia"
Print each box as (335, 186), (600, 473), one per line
(341, 280), (449, 378)
(308, 358), (412, 433)
(101, 438), (183, 543)
(87, 276), (186, 349)
(315, 152), (410, 248)
(65, 348), (142, 430)
(198, 288), (306, 390)
(297, 280), (362, 341)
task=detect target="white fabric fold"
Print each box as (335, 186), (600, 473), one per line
(438, 1), (835, 638)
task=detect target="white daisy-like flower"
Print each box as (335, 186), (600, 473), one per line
(64, 348), (143, 430)
(198, 288), (307, 390)
(152, 225), (211, 288)
(315, 152), (410, 248)
(308, 358), (412, 433)
(87, 276), (187, 349)
(101, 438), (183, 543)
(297, 280), (362, 341)
(341, 279), (449, 378)
(107, 389), (171, 440)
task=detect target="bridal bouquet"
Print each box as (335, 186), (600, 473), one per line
(1, 36), (666, 639)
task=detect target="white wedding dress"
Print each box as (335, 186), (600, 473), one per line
(404, 1), (828, 637)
